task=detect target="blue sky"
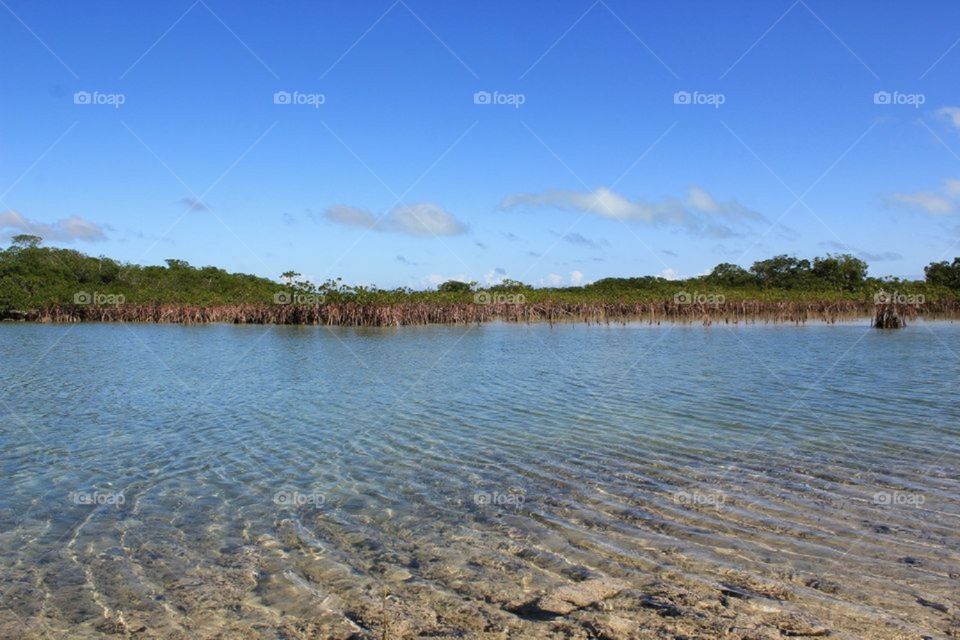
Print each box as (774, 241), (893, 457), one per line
(3, 0), (960, 287)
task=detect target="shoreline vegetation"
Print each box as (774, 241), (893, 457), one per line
(6, 300), (960, 327)
(2, 234), (960, 327)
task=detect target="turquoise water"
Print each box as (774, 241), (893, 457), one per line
(1, 322), (958, 638)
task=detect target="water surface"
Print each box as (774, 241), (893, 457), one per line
(1, 322), (958, 638)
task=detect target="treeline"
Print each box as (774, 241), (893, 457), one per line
(706, 254), (869, 290)
(1, 234), (959, 314)
(446, 254), (960, 300)
(703, 254), (960, 291)
(0, 235), (279, 310)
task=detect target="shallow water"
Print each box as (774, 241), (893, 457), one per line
(0, 322), (958, 639)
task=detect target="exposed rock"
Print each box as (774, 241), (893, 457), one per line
(585, 614), (642, 639)
(771, 613), (830, 637)
(514, 578), (630, 616)
(917, 597), (950, 614)
(94, 611), (128, 635)
(385, 568), (413, 582)
(639, 594), (683, 617)
(804, 578), (841, 594)
(719, 571), (793, 601)
(720, 583), (755, 600)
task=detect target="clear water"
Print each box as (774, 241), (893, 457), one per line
(1, 322), (958, 638)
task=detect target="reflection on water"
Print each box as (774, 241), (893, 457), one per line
(0, 322), (958, 638)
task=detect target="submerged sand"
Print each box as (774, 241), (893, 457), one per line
(1, 453), (957, 639)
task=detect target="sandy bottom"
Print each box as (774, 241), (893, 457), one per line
(1, 454), (957, 640)
(2, 324), (958, 638)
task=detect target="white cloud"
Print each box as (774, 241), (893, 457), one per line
(323, 202), (467, 236)
(484, 267), (507, 285)
(659, 268), (680, 280)
(886, 178), (960, 215)
(686, 185), (719, 213)
(686, 185), (765, 221)
(887, 192), (953, 214)
(390, 203), (467, 236)
(937, 106), (960, 130)
(502, 187), (660, 222)
(500, 186), (764, 238)
(538, 272), (588, 287)
(0, 210), (107, 243)
(325, 204), (378, 228)
(424, 273), (468, 287)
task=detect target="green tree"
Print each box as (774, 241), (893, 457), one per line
(488, 278), (531, 291)
(811, 254), (868, 291)
(925, 258), (960, 289)
(10, 234), (42, 249)
(437, 280), (472, 293)
(706, 262), (755, 287)
(750, 255), (812, 289)
(164, 259), (191, 270)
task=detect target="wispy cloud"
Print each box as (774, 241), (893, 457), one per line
(0, 210), (107, 243)
(885, 178), (960, 214)
(323, 202), (468, 236)
(500, 186), (765, 238)
(820, 241), (902, 262)
(936, 106), (960, 130)
(555, 230), (608, 249)
(856, 250), (902, 262)
(424, 273), (469, 287)
(179, 197), (209, 211)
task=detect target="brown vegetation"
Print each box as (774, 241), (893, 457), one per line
(4, 300), (959, 326)
(873, 303), (906, 328)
